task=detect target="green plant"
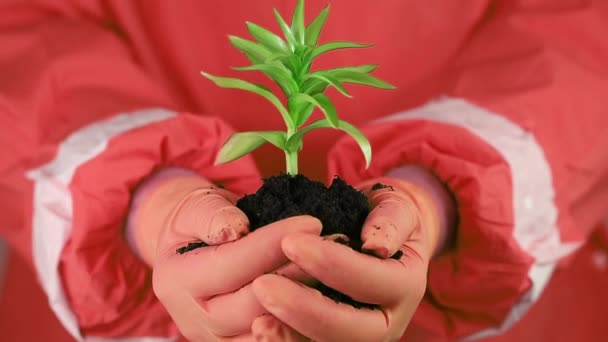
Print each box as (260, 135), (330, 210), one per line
(201, 0), (395, 175)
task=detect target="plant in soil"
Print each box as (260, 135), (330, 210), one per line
(196, 0), (396, 308)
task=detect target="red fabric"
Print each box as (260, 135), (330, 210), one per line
(447, 0), (608, 245)
(0, 0), (606, 340)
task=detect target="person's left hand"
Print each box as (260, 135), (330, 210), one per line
(251, 177), (442, 342)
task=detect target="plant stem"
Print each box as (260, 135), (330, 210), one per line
(285, 150), (299, 175)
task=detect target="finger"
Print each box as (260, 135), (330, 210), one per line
(167, 187), (250, 246)
(152, 291), (267, 342)
(273, 262), (318, 287)
(360, 183), (419, 258)
(158, 216), (322, 296)
(252, 315), (308, 342)
(199, 282), (265, 336)
(253, 274), (387, 342)
(202, 262), (318, 336)
(282, 233), (426, 304)
(270, 234), (348, 288)
(152, 289), (213, 342)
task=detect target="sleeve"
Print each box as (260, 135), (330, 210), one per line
(327, 1), (608, 340)
(0, 2), (261, 341)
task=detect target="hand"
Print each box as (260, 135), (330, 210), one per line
(252, 177), (441, 342)
(128, 170), (322, 341)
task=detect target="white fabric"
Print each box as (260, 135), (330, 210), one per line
(26, 109), (177, 342)
(380, 97), (582, 339)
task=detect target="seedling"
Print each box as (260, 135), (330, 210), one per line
(199, 0), (397, 309)
(201, 0), (394, 175)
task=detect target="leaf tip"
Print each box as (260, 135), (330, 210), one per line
(378, 79), (398, 90)
(214, 150), (227, 166)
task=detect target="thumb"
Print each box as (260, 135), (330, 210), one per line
(358, 179), (421, 259)
(168, 186), (250, 246)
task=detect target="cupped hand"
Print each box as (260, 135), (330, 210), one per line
(252, 177), (441, 342)
(130, 174), (322, 341)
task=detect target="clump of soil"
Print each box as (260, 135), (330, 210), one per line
(237, 174), (369, 239)
(236, 174), (401, 309)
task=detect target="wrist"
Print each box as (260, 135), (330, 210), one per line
(386, 165), (457, 257)
(127, 167), (212, 266)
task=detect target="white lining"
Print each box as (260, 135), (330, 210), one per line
(26, 108), (177, 342)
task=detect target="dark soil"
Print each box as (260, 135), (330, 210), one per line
(371, 183), (394, 191)
(176, 242), (208, 254)
(236, 173), (402, 309)
(237, 174), (369, 239)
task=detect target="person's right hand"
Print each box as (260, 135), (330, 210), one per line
(128, 169), (322, 341)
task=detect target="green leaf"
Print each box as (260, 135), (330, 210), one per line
(229, 35), (272, 64)
(324, 64), (378, 74)
(312, 93), (339, 127)
(291, 0), (305, 44)
(246, 22), (289, 54)
(288, 93), (339, 128)
(285, 119), (331, 151)
(310, 41), (372, 60)
(216, 131), (286, 164)
(285, 119), (372, 168)
(307, 72), (350, 97)
(233, 64), (299, 96)
(201, 72), (294, 130)
(274, 8), (297, 51)
(301, 66), (379, 94)
(300, 77), (328, 95)
(284, 54), (302, 75)
(337, 120), (372, 168)
(305, 4), (329, 47)
(327, 70), (396, 89)
(292, 103), (315, 128)
(265, 52), (290, 63)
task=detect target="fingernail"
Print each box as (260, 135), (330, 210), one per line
(211, 207), (249, 243)
(293, 215), (323, 235)
(362, 239), (390, 258)
(223, 226), (242, 241)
